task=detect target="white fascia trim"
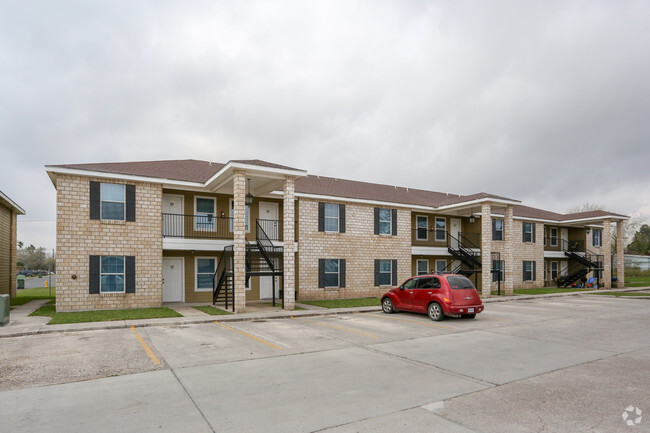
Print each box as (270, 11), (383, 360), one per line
(203, 161), (308, 186)
(561, 215), (629, 223)
(45, 166), (204, 188)
(163, 237), (286, 251)
(0, 191), (25, 214)
(272, 191), (434, 211)
(435, 197), (521, 211)
(411, 246), (452, 256)
(475, 212), (559, 224)
(544, 251), (567, 259)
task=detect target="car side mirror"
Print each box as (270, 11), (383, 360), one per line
(399, 285), (404, 290)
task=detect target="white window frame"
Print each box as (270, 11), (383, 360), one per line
(323, 259), (340, 288)
(194, 196), (217, 232)
(523, 222), (534, 243)
(378, 259), (392, 286)
(378, 208), (392, 235)
(550, 261), (558, 280)
(593, 229), (602, 247)
(493, 219), (504, 241)
(523, 261), (534, 281)
(435, 217), (446, 241)
(195, 256), (217, 292)
(416, 215), (428, 241)
(435, 259), (447, 274)
(228, 199), (251, 233)
(550, 227), (558, 247)
(416, 259), (429, 275)
(100, 255), (125, 293)
(100, 183), (126, 221)
(324, 203), (339, 233)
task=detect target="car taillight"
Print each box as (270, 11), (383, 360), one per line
(443, 298), (452, 304)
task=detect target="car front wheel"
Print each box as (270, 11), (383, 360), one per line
(427, 302), (444, 321)
(382, 297), (395, 314)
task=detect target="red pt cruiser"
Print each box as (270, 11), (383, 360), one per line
(381, 274), (484, 321)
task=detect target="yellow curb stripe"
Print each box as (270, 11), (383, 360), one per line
(130, 326), (160, 365)
(215, 321), (282, 350)
(368, 314), (454, 330)
(292, 318), (377, 338)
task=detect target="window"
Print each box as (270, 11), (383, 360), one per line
(376, 260), (393, 286)
(550, 227), (558, 247)
(435, 259), (447, 273)
(416, 277), (439, 289)
(492, 260), (504, 282)
(593, 229), (602, 247)
(416, 216), (428, 240)
(378, 208), (392, 235)
(523, 261), (536, 281)
(550, 261), (558, 280)
(100, 256), (125, 293)
(196, 258), (216, 291)
(594, 261), (603, 279)
(523, 222), (535, 243)
(101, 183), (125, 221)
(402, 278), (418, 290)
(435, 217), (446, 241)
(324, 203), (339, 232)
(492, 219), (503, 241)
(447, 276), (475, 289)
(196, 197), (216, 231)
(228, 199), (250, 232)
(324, 259), (340, 287)
(416, 259), (429, 275)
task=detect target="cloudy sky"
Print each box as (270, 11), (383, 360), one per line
(1, 0), (649, 251)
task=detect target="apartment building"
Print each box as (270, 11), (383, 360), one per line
(46, 159), (628, 312)
(0, 191), (24, 298)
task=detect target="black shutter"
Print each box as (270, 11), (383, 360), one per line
(318, 203), (325, 232)
(391, 259), (398, 286)
(532, 223), (536, 243)
(532, 261), (537, 281)
(374, 208), (380, 235)
(492, 220), (497, 241)
(125, 184), (136, 222)
(522, 261), (526, 281)
(592, 230), (596, 246)
(89, 181), (101, 220)
(89, 255), (100, 294)
(125, 256), (136, 293)
(374, 259), (380, 286)
(318, 259), (325, 288)
(522, 222), (526, 242)
(339, 204), (345, 233)
(391, 209), (397, 235)
(339, 259), (346, 288)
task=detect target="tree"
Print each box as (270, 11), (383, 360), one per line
(566, 202), (606, 213)
(17, 240), (23, 249)
(17, 244), (48, 270)
(627, 224), (650, 255)
(567, 203), (646, 249)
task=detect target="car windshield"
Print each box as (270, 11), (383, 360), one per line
(447, 276), (475, 290)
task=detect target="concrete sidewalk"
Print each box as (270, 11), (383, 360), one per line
(1, 286), (647, 339)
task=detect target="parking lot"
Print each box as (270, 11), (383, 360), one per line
(1, 295), (648, 432)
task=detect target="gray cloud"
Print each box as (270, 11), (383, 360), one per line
(1, 0), (649, 250)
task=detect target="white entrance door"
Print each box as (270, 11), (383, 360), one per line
(260, 276), (280, 299)
(450, 218), (462, 248)
(162, 258), (184, 302)
(163, 194), (184, 237)
(561, 228), (569, 248)
(259, 202), (280, 240)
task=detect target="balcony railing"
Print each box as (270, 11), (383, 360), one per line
(162, 214), (282, 241)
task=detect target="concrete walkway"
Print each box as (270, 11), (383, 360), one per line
(1, 286), (647, 339)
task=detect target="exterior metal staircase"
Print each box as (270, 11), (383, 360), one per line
(447, 232), (482, 275)
(557, 240), (603, 288)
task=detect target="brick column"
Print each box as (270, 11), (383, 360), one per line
(504, 205), (515, 296)
(602, 219), (612, 289)
(233, 171), (247, 313)
(616, 220), (625, 288)
(481, 203), (492, 298)
(282, 177), (296, 310)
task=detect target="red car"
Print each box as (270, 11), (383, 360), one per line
(381, 274), (484, 321)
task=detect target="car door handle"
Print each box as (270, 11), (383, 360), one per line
(408, 291), (413, 294)
(428, 292), (432, 294)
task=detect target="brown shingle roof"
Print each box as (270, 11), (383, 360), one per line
(231, 159), (303, 171)
(560, 210), (629, 220)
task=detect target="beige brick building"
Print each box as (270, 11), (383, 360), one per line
(46, 159), (628, 312)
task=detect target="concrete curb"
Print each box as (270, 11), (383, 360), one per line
(1, 286), (648, 338)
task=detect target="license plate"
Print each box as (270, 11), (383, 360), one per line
(468, 308), (474, 313)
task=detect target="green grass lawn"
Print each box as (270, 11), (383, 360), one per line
(299, 298), (380, 308)
(10, 287), (56, 307)
(590, 291), (650, 297)
(30, 305), (182, 325)
(512, 287), (595, 295)
(623, 276), (650, 287)
(193, 305), (233, 315)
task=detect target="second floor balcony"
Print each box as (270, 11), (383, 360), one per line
(162, 213), (282, 242)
